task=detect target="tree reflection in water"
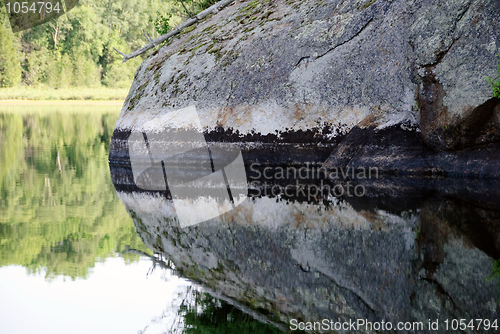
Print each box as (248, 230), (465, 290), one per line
(138, 282), (286, 334)
(0, 105), (151, 278)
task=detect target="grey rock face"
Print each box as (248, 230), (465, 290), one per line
(412, 0), (500, 150)
(410, 0), (498, 107)
(117, 0), (419, 135)
(109, 0), (500, 328)
(120, 0), (499, 128)
(409, 0), (472, 67)
(111, 0), (500, 174)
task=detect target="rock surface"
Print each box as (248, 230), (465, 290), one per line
(108, 0), (500, 329)
(110, 0), (500, 176)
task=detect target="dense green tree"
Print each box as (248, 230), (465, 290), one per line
(0, 0), (217, 88)
(0, 22), (21, 87)
(100, 30), (142, 87)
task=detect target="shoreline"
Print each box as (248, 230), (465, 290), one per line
(0, 87), (129, 102)
(0, 100), (124, 105)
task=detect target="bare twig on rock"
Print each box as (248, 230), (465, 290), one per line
(142, 30), (153, 43)
(113, 48), (127, 57)
(113, 0), (235, 63)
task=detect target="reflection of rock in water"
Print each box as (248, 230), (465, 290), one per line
(113, 175), (499, 331)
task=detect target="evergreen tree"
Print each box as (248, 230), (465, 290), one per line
(0, 23), (21, 87)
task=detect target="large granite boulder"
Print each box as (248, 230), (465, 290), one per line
(107, 0), (500, 329)
(110, 0), (500, 176)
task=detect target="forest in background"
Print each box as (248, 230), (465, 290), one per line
(0, 0), (216, 89)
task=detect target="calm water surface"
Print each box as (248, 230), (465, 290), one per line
(0, 104), (278, 334)
(109, 107), (500, 332)
(2, 103), (500, 333)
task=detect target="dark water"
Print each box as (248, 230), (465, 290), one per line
(0, 104), (278, 334)
(108, 120), (500, 333)
(110, 177), (500, 333)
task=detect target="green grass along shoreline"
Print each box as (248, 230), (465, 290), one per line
(0, 87), (129, 101)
